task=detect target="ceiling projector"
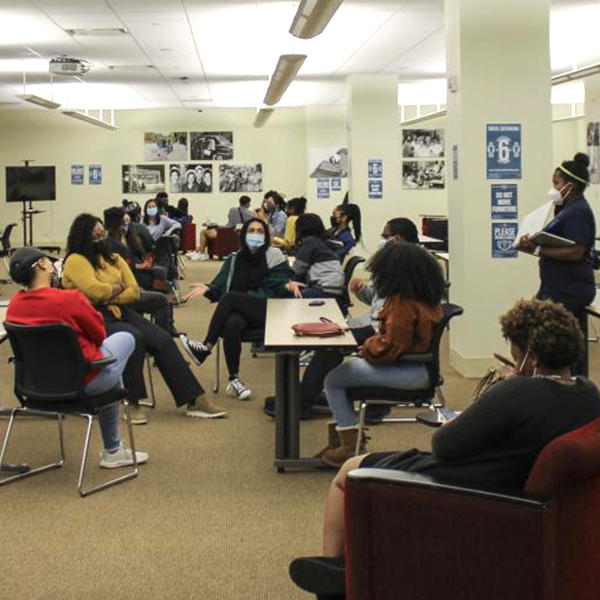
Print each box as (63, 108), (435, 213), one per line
(49, 57), (91, 76)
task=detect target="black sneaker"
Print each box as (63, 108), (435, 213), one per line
(179, 335), (211, 365)
(289, 556), (346, 596)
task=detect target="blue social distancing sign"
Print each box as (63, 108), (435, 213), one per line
(317, 178), (330, 198)
(491, 184), (518, 220)
(487, 124), (521, 179)
(492, 222), (518, 258)
(368, 159), (383, 178)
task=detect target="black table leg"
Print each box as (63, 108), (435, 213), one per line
(273, 351), (333, 472)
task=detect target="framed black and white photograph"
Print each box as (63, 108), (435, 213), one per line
(309, 147), (348, 178)
(402, 129), (444, 158)
(190, 131), (234, 161)
(402, 160), (445, 190)
(169, 163), (212, 193)
(219, 163), (262, 192)
(122, 164), (165, 194)
(144, 132), (188, 161)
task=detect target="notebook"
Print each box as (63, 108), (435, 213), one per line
(512, 201), (575, 249)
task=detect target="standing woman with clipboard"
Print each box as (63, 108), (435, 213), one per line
(518, 153), (595, 372)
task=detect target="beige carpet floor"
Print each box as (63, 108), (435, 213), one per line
(1, 259), (598, 600)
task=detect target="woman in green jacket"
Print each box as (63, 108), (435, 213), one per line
(181, 218), (293, 399)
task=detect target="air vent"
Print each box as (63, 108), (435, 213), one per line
(66, 28), (128, 37)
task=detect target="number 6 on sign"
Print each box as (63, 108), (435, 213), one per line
(486, 124), (522, 180)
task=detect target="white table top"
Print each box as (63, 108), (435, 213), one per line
(420, 234), (444, 244)
(434, 251), (449, 261)
(586, 290), (600, 317)
(264, 298), (357, 350)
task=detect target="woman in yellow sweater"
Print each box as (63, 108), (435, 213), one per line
(63, 213), (226, 424)
(272, 196), (307, 250)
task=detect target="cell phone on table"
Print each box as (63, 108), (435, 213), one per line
(309, 300), (325, 307)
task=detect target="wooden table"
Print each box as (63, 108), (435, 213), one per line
(264, 299), (357, 472)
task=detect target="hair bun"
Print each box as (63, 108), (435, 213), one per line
(574, 152), (590, 168)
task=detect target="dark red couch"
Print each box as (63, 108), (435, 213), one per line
(344, 417), (600, 600)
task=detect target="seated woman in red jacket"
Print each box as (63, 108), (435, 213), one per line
(6, 247), (148, 469)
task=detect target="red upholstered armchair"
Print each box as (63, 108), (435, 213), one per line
(206, 227), (239, 259)
(344, 417), (600, 600)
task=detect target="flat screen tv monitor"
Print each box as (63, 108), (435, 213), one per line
(5, 166), (56, 202)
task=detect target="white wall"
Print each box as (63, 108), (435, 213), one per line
(0, 103), (585, 251)
(0, 107), (307, 246)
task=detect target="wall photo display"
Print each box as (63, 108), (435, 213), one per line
(401, 128), (445, 190)
(122, 164), (165, 194)
(190, 132), (234, 161)
(144, 132), (188, 161)
(402, 160), (445, 190)
(309, 147), (348, 178)
(169, 163), (212, 193)
(219, 164), (263, 192)
(402, 129), (444, 158)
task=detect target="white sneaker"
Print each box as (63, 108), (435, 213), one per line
(227, 377), (252, 400)
(189, 252), (209, 262)
(100, 444), (149, 469)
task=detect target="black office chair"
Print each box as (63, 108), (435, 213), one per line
(212, 328), (265, 393)
(348, 302), (464, 453)
(0, 322), (139, 497)
(341, 255), (366, 315)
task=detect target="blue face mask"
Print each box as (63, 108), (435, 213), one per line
(147, 207), (158, 217)
(246, 233), (265, 251)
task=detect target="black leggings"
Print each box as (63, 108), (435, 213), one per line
(205, 292), (267, 377)
(104, 307), (204, 407)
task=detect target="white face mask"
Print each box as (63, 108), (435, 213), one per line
(377, 238), (388, 250)
(548, 185), (568, 206)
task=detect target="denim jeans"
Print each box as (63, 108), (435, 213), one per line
(84, 332), (135, 451)
(324, 357), (429, 427)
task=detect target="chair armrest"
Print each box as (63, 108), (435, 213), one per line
(347, 468), (552, 508)
(89, 356), (117, 369)
(344, 468), (557, 600)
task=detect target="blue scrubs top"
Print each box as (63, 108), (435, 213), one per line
(538, 195), (596, 310)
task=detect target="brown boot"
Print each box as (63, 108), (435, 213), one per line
(313, 422), (340, 458)
(321, 426), (369, 468)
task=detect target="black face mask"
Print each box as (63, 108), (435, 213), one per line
(93, 240), (109, 255)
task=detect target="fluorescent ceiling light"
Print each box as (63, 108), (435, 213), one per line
(63, 111), (117, 131)
(290, 0), (344, 39)
(254, 108), (274, 128)
(0, 59), (48, 74)
(16, 94), (60, 109)
(66, 28), (128, 37)
(551, 63), (600, 86)
(263, 54), (306, 106)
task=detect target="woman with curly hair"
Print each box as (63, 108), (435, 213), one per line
(316, 242), (446, 467)
(314, 298), (600, 565)
(289, 298), (600, 596)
